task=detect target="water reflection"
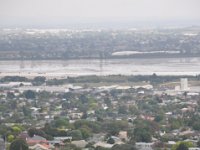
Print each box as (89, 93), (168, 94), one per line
(1, 57), (200, 76)
(20, 60), (24, 69)
(31, 60), (36, 68)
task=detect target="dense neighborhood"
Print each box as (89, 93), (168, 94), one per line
(0, 75), (200, 150)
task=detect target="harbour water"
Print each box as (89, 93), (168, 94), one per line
(0, 57), (200, 78)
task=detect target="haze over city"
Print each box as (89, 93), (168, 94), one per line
(1, 1), (200, 150)
(0, 0), (200, 28)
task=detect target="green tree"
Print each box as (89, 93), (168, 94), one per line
(1, 76), (28, 82)
(28, 128), (36, 137)
(154, 114), (164, 122)
(10, 101), (17, 109)
(170, 119), (183, 130)
(129, 105), (138, 115)
(80, 127), (92, 139)
(103, 120), (129, 136)
(133, 127), (151, 142)
(7, 92), (15, 99)
(197, 140), (200, 147)
(80, 95), (88, 104)
(176, 143), (188, 150)
(95, 146), (111, 150)
(68, 130), (83, 140)
(22, 106), (31, 116)
(107, 137), (115, 144)
(11, 126), (22, 135)
(33, 76), (46, 85)
(9, 139), (28, 150)
(74, 120), (101, 133)
(24, 90), (36, 99)
(104, 98), (111, 107)
(192, 122), (200, 131)
(118, 105), (128, 114)
(111, 144), (137, 150)
(52, 118), (69, 128)
(58, 143), (81, 150)
(172, 142), (193, 150)
(7, 135), (15, 142)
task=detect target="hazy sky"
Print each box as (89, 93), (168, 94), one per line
(0, 0), (200, 27)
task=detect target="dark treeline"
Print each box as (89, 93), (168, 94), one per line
(1, 74), (200, 85)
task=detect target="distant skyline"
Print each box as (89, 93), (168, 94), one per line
(0, 0), (200, 28)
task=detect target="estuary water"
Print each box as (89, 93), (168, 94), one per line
(0, 57), (200, 78)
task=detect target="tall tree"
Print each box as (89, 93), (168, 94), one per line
(176, 143), (188, 150)
(9, 139), (28, 150)
(24, 90), (36, 99)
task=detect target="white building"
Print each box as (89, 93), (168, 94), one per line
(180, 78), (188, 91)
(189, 148), (200, 150)
(136, 142), (154, 150)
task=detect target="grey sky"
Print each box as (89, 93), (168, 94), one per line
(0, 0), (200, 27)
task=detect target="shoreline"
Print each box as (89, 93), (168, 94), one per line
(0, 72), (199, 79)
(0, 54), (200, 61)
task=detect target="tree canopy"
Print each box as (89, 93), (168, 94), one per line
(9, 139), (29, 150)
